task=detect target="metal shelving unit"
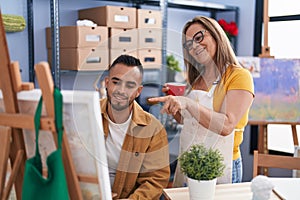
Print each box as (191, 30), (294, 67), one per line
(50, 0), (61, 88)
(27, 0), (238, 87)
(27, 0), (34, 83)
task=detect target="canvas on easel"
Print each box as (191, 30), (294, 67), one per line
(0, 89), (112, 200)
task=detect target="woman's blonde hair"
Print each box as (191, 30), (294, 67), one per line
(182, 16), (239, 86)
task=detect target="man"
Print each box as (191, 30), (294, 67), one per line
(100, 55), (170, 200)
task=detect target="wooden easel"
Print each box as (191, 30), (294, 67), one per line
(259, 0), (274, 58)
(254, 0), (300, 176)
(249, 121), (300, 176)
(0, 11), (83, 199)
(249, 121), (299, 154)
(254, 0), (299, 153)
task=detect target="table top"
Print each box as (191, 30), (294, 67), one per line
(163, 178), (300, 200)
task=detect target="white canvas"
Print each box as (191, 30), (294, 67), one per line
(0, 89), (112, 200)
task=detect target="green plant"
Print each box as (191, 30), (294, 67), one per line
(178, 144), (225, 181)
(167, 54), (181, 72)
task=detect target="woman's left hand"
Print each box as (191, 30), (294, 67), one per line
(148, 96), (188, 115)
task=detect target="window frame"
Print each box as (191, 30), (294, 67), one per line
(253, 0), (300, 56)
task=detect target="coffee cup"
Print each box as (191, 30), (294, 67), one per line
(166, 82), (186, 96)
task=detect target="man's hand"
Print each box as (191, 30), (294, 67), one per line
(112, 193), (117, 199)
(112, 193), (133, 200)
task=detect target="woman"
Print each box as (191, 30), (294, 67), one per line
(149, 16), (254, 186)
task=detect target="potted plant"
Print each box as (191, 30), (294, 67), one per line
(166, 54), (181, 82)
(178, 144), (225, 200)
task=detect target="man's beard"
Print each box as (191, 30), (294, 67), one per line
(107, 94), (135, 111)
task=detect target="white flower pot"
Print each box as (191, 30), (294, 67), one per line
(187, 177), (217, 200)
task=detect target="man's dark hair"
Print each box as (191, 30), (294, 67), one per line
(109, 54), (143, 76)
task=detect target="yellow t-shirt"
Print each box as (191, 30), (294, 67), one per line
(213, 65), (254, 160)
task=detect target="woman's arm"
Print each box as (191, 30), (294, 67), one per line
(187, 89), (253, 135)
(148, 89), (253, 136)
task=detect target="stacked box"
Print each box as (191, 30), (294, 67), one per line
(47, 48), (109, 71)
(46, 26), (108, 48)
(78, 6), (136, 29)
(76, 6), (163, 69)
(109, 28), (138, 64)
(138, 28), (162, 49)
(137, 9), (162, 69)
(137, 9), (162, 49)
(110, 28), (138, 49)
(110, 49), (138, 64)
(46, 26), (109, 70)
(138, 49), (162, 69)
(78, 5), (139, 65)
(137, 9), (162, 28)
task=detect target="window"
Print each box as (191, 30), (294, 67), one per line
(254, 0), (300, 58)
(268, 1), (300, 58)
(268, 20), (300, 58)
(269, 0), (300, 16)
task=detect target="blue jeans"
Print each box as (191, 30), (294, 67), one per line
(232, 157), (242, 183)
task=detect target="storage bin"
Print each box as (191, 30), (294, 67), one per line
(137, 9), (162, 28)
(110, 49), (138, 64)
(110, 28), (138, 50)
(138, 28), (162, 49)
(46, 26), (108, 48)
(47, 47), (109, 71)
(78, 6), (136, 28)
(138, 49), (162, 69)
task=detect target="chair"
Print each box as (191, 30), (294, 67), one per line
(253, 150), (300, 177)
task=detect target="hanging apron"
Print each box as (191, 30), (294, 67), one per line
(173, 82), (234, 187)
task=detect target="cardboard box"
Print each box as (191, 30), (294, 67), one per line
(47, 47), (109, 71)
(138, 28), (162, 49)
(78, 6), (136, 28)
(110, 49), (138, 64)
(110, 28), (138, 50)
(46, 26), (108, 48)
(138, 49), (162, 69)
(137, 9), (162, 28)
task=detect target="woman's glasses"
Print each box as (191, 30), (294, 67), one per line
(183, 30), (207, 50)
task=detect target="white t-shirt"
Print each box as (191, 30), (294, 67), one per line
(105, 113), (132, 187)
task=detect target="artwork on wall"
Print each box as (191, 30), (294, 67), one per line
(238, 57), (300, 122)
(0, 89), (112, 200)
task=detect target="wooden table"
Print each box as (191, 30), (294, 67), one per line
(163, 178), (300, 200)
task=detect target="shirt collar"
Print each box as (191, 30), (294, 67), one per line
(100, 98), (151, 134)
